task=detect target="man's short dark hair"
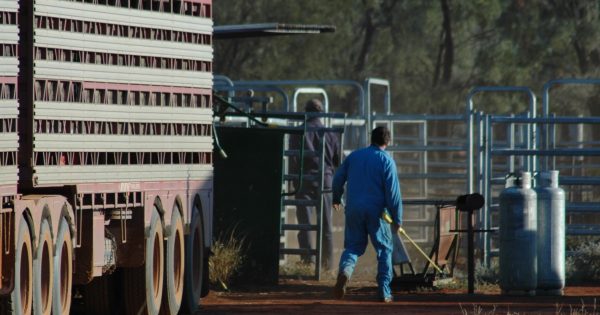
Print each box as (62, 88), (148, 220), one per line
(371, 126), (391, 146)
(304, 99), (323, 112)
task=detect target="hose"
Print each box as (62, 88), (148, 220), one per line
(212, 124), (228, 159)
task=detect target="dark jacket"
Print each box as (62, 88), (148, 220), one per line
(291, 117), (341, 189)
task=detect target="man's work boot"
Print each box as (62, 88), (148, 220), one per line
(381, 296), (393, 303)
(332, 273), (348, 300)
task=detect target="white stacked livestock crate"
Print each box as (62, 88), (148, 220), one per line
(23, 0), (213, 187)
(0, 0), (18, 193)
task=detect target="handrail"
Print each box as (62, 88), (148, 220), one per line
(213, 93), (269, 127)
(540, 78), (600, 170)
(542, 78), (600, 117)
(364, 78), (392, 131)
(213, 85), (290, 111)
(292, 87), (329, 113)
(213, 74), (235, 99)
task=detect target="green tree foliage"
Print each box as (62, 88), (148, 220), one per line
(214, 0), (600, 115)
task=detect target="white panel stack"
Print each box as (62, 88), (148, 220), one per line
(0, 0), (18, 186)
(32, 0), (214, 185)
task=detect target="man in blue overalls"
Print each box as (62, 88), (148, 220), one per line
(332, 126), (403, 303)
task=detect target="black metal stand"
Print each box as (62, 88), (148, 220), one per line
(467, 208), (476, 294)
(450, 193), (493, 294)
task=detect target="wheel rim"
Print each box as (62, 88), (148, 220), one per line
(59, 237), (71, 313)
(152, 231), (161, 303)
(20, 238), (32, 315)
(41, 240), (51, 313)
(174, 220), (184, 300)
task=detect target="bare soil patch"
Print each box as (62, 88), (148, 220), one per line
(199, 280), (600, 314)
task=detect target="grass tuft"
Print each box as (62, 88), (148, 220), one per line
(459, 300), (598, 315)
(475, 260), (500, 285)
(209, 231), (245, 290)
(279, 260), (314, 278)
(567, 240), (600, 284)
(459, 304), (497, 315)
(565, 299), (598, 315)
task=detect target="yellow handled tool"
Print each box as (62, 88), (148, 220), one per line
(382, 212), (444, 274)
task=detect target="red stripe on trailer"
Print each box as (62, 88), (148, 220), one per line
(0, 184), (17, 196)
(75, 179), (212, 194)
(0, 77), (17, 84)
(81, 81), (211, 95)
(184, 0), (212, 4)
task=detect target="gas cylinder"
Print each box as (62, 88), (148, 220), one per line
(499, 171), (537, 295)
(535, 170), (565, 295)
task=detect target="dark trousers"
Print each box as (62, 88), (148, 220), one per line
(296, 183), (334, 269)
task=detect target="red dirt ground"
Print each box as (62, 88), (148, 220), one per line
(199, 280), (600, 315)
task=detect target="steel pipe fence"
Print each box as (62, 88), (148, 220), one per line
(212, 76), (600, 266)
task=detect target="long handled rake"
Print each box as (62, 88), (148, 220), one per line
(382, 212), (444, 274)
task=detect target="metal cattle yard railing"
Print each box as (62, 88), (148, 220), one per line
(214, 76), (600, 270)
(473, 79), (600, 265)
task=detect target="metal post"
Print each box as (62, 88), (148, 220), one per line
(551, 113), (557, 170)
(389, 120), (394, 144)
(466, 86), (537, 194)
(542, 79), (600, 171)
(467, 103), (474, 194)
(575, 116), (584, 201)
(508, 114), (515, 173)
(476, 112), (488, 265)
(525, 113), (535, 174)
(467, 208), (475, 294)
(423, 120), (428, 197)
(484, 114), (492, 267)
(476, 111), (483, 195)
(316, 130), (326, 281)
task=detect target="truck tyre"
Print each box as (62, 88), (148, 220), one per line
(52, 217), (72, 315)
(201, 252), (209, 298)
(124, 207), (164, 315)
(33, 219), (53, 315)
(181, 203), (204, 314)
(159, 208), (184, 315)
(1, 216), (33, 315)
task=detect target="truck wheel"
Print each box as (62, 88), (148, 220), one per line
(52, 217), (72, 315)
(1, 216), (33, 315)
(33, 219), (53, 315)
(159, 208), (184, 315)
(181, 203), (204, 314)
(124, 207), (164, 315)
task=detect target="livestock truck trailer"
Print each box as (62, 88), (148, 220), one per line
(0, 0), (214, 314)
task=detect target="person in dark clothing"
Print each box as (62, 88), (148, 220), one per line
(290, 99), (341, 269)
